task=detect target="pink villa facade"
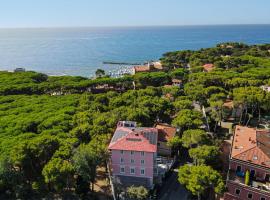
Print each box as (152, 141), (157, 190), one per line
(108, 121), (176, 188)
(224, 126), (270, 200)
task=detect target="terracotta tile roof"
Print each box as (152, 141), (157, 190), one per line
(223, 100), (234, 109)
(108, 131), (157, 152)
(109, 123), (158, 152)
(155, 123), (176, 142)
(203, 63), (215, 72)
(172, 79), (182, 83)
(234, 146), (270, 167)
(231, 125), (270, 168)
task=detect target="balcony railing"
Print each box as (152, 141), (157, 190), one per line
(154, 156), (175, 177)
(228, 170), (270, 193)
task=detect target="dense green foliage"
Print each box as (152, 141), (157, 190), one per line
(1, 42), (270, 198)
(0, 86), (178, 198)
(189, 145), (220, 166)
(126, 186), (149, 200)
(178, 165), (225, 199)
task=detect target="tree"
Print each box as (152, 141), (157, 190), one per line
(10, 135), (60, 184)
(189, 145), (220, 166)
(208, 93), (227, 132)
(173, 99), (193, 112)
(72, 144), (99, 192)
(181, 129), (209, 148)
(172, 109), (203, 132)
(95, 69), (106, 78)
(126, 186), (149, 200)
(0, 157), (24, 198)
(178, 165), (225, 200)
(245, 170), (250, 185)
(42, 157), (74, 192)
(233, 86), (265, 124)
(167, 136), (182, 155)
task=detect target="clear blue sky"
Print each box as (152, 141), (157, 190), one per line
(1, 0), (270, 28)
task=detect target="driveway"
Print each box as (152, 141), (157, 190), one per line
(157, 168), (189, 200)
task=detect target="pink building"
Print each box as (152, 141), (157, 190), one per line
(224, 126), (270, 200)
(108, 121), (159, 188)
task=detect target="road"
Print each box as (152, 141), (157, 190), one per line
(157, 168), (189, 200)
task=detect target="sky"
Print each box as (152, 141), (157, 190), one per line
(0, 0), (270, 28)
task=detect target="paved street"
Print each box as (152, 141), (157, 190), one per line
(157, 168), (189, 200)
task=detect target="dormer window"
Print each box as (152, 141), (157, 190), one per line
(253, 156), (258, 160)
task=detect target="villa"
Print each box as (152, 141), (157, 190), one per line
(222, 100), (242, 121)
(155, 123), (176, 157)
(108, 121), (175, 189)
(203, 63), (215, 72)
(224, 126), (270, 200)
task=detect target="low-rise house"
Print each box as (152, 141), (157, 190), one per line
(261, 85), (270, 93)
(222, 100), (242, 121)
(172, 79), (183, 87)
(224, 126), (270, 200)
(108, 121), (175, 189)
(155, 123), (176, 157)
(203, 63), (215, 72)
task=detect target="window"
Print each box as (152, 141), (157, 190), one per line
(236, 165), (242, 172)
(265, 174), (270, 182)
(141, 160), (145, 165)
(120, 150), (124, 154)
(247, 193), (253, 199)
(261, 197), (266, 200)
(131, 159), (135, 164)
(131, 151), (134, 155)
(120, 158), (124, 163)
(130, 167), (135, 174)
(250, 170), (256, 177)
(120, 166), (125, 174)
(140, 168), (145, 175)
(235, 189), (241, 195)
(141, 151), (145, 156)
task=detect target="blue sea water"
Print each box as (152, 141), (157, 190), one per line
(0, 25), (270, 77)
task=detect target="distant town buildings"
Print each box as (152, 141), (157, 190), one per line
(132, 61), (163, 74)
(14, 68), (26, 72)
(224, 126), (270, 200)
(108, 121), (175, 189)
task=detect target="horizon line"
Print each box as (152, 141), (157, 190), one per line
(0, 23), (270, 29)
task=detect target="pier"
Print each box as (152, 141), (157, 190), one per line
(103, 61), (142, 65)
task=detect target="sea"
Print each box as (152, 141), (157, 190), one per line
(0, 25), (270, 77)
